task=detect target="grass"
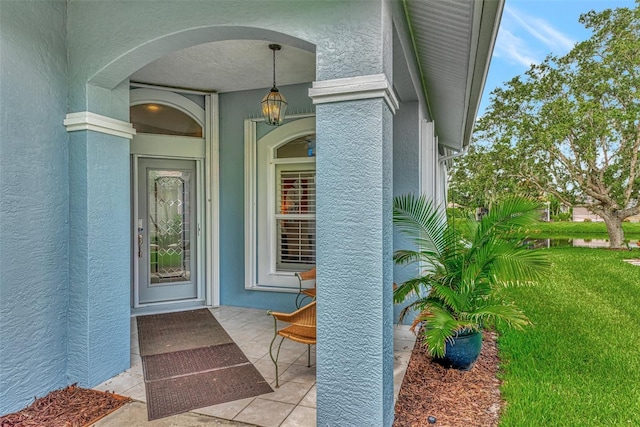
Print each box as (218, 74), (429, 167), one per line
(497, 247), (640, 426)
(529, 233), (640, 242)
(524, 221), (640, 236)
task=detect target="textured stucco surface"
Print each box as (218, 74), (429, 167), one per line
(392, 101), (421, 324)
(67, 0), (384, 113)
(86, 82), (131, 123)
(68, 130), (131, 388)
(0, 0), (69, 414)
(392, 102), (420, 210)
(316, 99), (395, 426)
(381, 104), (395, 427)
(219, 83), (314, 313)
(314, 3), (396, 424)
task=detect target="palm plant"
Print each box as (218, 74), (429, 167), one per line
(393, 194), (550, 358)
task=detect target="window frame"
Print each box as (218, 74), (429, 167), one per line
(244, 116), (316, 291)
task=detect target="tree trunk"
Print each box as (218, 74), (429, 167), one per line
(600, 211), (625, 249)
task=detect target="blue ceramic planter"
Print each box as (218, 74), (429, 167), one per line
(435, 330), (483, 370)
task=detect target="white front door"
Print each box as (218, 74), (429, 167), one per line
(137, 158), (198, 304)
(130, 87), (218, 310)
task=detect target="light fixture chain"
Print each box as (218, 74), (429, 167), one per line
(272, 47), (277, 88)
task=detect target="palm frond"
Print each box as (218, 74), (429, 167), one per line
(393, 249), (443, 269)
(468, 303), (531, 330)
(397, 302), (424, 324)
(393, 277), (428, 304)
(488, 243), (551, 283)
(415, 306), (460, 357)
(393, 194), (451, 258)
(428, 283), (466, 312)
(474, 197), (542, 243)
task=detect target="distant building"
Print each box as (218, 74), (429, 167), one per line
(627, 214), (640, 223)
(572, 206), (603, 222)
(572, 206), (640, 222)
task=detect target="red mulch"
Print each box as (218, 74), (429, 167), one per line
(0, 384), (131, 427)
(394, 331), (502, 427)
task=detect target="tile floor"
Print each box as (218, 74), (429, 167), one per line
(94, 306), (416, 427)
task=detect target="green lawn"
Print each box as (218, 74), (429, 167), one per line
(497, 248), (640, 426)
(525, 221), (640, 236)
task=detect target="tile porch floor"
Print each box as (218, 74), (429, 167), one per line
(94, 306), (416, 427)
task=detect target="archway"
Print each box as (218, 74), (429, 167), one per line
(89, 26), (315, 91)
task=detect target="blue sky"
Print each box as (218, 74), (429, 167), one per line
(479, 0), (637, 113)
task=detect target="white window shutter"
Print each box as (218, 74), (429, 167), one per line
(275, 168), (316, 269)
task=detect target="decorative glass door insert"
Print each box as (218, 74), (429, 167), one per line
(149, 171), (191, 283)
(138, 158), (197, 304)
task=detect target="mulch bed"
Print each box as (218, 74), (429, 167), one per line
(2, 331), (503, 427)
(0, 384), (131, 427)
(394, 331), (502, 427)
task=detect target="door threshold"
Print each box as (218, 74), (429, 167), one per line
(131, 299), (207, 316)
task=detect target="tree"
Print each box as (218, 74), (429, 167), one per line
(448, 143), (542, 211)
(473, 3), (640, 248)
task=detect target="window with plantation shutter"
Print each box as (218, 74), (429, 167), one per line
(246, 116), (316, 290)
(275, 167), (316, 270)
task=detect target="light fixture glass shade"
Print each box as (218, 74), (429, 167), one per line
(262, 87), (288, 126)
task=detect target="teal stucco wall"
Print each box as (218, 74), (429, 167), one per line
(392, 101), (421, 324)
(0, 0), (70, 414)
(67, 128), (131, 389)
(219, 83), (314, 313)
(316, 97), (396, 426)
(67, 0), (385, 113)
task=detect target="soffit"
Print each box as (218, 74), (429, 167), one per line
(405, 0), (503, 150)
(130, 40), (315, 93)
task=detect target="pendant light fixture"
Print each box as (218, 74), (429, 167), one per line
(262, 44), (288, 126)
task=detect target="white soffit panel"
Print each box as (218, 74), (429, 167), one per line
(405, 0), (503, 150)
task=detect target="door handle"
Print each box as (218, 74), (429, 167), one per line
(138, 234), (143, 258)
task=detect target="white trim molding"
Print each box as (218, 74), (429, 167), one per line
(244, 116), (316, 291)
(308, 73), (400, 114)
(64, 111), (137, 139)
(207, 93), (221, 307)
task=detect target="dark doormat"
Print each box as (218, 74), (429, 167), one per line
(145, 364), (273, 421)
(136, 309), (234, 356)
(142, 343), (249, 381)
(136, 309), (273, 420)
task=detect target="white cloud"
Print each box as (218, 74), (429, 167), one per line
(495, 28), (539, 68)
(505, 5), (576, 53)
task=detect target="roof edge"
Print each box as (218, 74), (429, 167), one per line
(461, 0), (505, 149)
